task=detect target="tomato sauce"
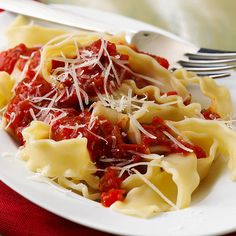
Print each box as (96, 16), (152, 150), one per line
(51, 110), (147, 169)
(0, 44), (39, 74)
(183, 96), (192, 106)
(4, 75), (54, 144)
(201, 108), (220, 120)
(150, 54), (169, 69)
(18, 49), (41, 77)
(54, 39), (132, 108)
(142, 117), (206, 159)
(0, 44), (27, 74)
(160, 91), (178, 96)
(101, 188), (126, 207)
(99, 167), (126, 207)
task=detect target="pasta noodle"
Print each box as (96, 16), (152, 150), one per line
(0, 15), (236, 218)
(0, 72), (14, 109)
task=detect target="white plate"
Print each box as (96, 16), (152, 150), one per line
(1, 5), (236, 236)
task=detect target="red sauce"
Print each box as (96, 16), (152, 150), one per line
(142, 117), (206, 159)
(151, 55), (169, 69)
(51, 110), (147, 169)
(18, 49), (41, 78)
(99, 168), (123, 192)
(166, 91), (178, 96)
(101, 188), (126, 207)
(201, 108), (220, 120)
(5, 99), (35, 144)
(0, 44), (27, 74)
(177, 139), (206, 159)
(4, 76), (54, 144)
(0, 44), (39, 74)
(54, 39), (131, 108)
(183, 95), (192, 106)
(160, 91), (178, 96)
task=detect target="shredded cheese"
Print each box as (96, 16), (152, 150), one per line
(132, 169), (179, 210)
(70, 64), (85, 111)
(29, 108), (37, 121)
(129, 115), (157, 139)
(127, 150), (164, 160)
(112, 58), (164, 87)
(163, 131), (193, 153)
(118, 161), (160, 178)
(28, 173), (72, 194)
(5, 112), (16, 129)
(159, 101), (179, 106)
(165, 121), (192, 144)
(86, 129), (108, 144)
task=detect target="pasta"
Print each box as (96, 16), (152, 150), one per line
(0, 15), (236, 218)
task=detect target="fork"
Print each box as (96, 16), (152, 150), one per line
(0, 0), (236, 79)
(130, 31), (236, 79)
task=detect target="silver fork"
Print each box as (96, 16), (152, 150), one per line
(131, 31), (236, 79)
(1, 0), (236, 79)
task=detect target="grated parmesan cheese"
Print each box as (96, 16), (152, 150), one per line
(163, 131), (193, 153)
(129, 115), (157, 139)
(132, 169), (179, 210)
(118, 161), (160, 178)
(165, 121), (192, 144)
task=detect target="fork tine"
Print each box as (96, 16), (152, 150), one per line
(196, 72), (231, 79)
(182, 65), (235, 72)
(185, 52), (236, 60)
(179, 58), (236, 66)
(198, 48), (236, 54)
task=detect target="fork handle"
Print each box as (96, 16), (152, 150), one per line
(0, 0), (122, 34)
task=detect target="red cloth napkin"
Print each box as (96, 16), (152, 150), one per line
(0, 181), (114, 236)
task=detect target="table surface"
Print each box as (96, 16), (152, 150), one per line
(43, 0), (236, 50)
